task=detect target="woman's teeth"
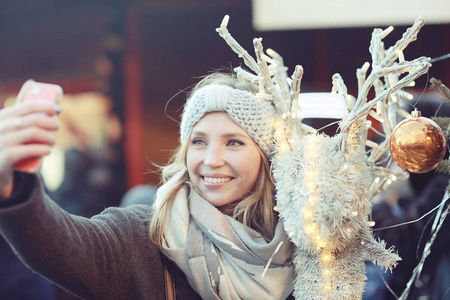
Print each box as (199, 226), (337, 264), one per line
(203, 177), (231, 184)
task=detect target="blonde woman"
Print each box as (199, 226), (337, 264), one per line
(0, 73), (295, 300)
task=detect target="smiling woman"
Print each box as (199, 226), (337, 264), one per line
(148, 72), (295, 299)
(0, 71), (295, 300)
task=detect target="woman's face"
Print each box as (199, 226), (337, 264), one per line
(186, 112), (262, 213)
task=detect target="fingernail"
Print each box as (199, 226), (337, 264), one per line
(55, 105), (62, 114)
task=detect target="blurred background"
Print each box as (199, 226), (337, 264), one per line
(0, 0), (449, 299)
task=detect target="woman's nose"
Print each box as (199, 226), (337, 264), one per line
(204, 145), (225, 167)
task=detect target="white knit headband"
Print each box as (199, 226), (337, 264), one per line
(179, 85), (277, 159)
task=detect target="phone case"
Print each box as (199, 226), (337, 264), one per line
(13, 80), (63, 173)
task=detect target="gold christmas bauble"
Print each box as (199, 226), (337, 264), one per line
(390, 110), (447, 173)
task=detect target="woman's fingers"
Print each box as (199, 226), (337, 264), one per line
(0, 101), (60, 178)
(0, 114), (59, 134)
(0, 101), (60, 119)
(0, 127), (56, 148)
(0, 144), (52, 166)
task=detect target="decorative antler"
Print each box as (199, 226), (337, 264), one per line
(216, 15), (430, 299)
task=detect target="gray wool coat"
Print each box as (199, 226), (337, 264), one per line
(0, 172), (200, 300)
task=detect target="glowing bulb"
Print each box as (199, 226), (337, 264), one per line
(351, 211), (358, 216)
(308, 195), (318, 205)
(304, 210), (312, 217)
(274, 130), (284, 140)
(280, 143), (289, 153)
(273, 205), (278, 211)
(367, 221), (376, 227)
(306, 183), (316, 191)
(317, 240), (326, 248)
(273, 119), (283, 127)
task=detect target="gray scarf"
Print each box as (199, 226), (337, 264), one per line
(154, 180), (295, 300)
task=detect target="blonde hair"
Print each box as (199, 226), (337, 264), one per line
(149, 73), (276, 245)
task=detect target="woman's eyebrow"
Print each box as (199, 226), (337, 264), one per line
(222, 132), (252, 140)
(191, 130), (251, 140)
(191, 130), (207, 137)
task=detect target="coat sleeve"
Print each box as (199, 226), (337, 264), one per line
(0, 172), (165, 300)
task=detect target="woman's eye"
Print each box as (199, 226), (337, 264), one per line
(227, 140), (243, 147)
(192, 139), (205, 146)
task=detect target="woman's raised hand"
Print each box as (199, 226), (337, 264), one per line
(0, 101), (60, 197)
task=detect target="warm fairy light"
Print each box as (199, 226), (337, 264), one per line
(266, 48), (276, 57)
(374, 177), (380, 184)
(367, 221), (376, 227)
(273, 119), (284, 127)
(351, 211), (358, 216)
(274, 130), (284, 140)
(308, 195), (318, 204)
(391, 95), (398, 103)
(307, 181), (317, 190)
(316, 239), (326, 248)
(366, 120), (372, 128)
(390, 175), (397, 181)
(382, 178), (393, 190)
(407, 81), (416, 87)
(279, 143), (290, 153)
(273, 205), (279, 211)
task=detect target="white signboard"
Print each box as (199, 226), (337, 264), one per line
(253, 0), (450, 31)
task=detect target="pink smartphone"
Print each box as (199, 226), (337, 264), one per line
(13, 79), (63, 173)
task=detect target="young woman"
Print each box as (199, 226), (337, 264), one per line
(0, 73), (295, 299)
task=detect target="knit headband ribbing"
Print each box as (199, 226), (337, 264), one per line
(180, 85), (277, 159)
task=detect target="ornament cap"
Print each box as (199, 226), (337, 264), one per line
(411, 109), (421, 118)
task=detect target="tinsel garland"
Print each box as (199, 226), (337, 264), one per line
(272, 129), (399, 299)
